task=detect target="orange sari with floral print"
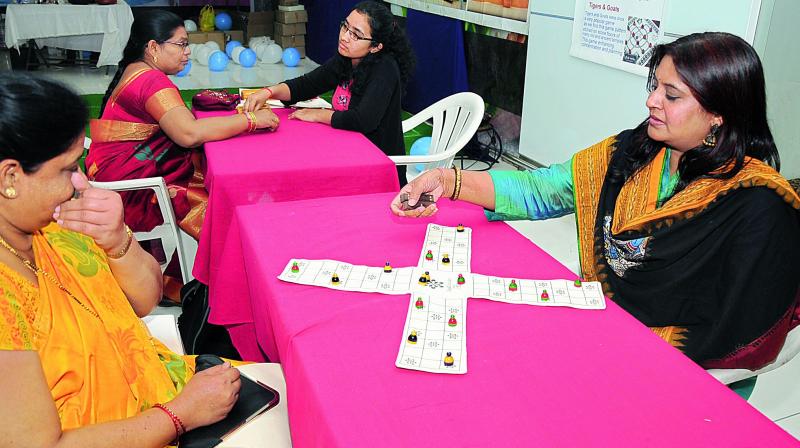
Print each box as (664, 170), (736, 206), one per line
(0, 223), (196, 430)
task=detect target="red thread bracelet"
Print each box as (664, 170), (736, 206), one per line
(154, 403), (186, 440)
(264, 87), (274, 97)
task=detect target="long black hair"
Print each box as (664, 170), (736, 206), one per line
(610, 32), (779, 191)
(99, 10), (183, 115)
(343, 1), (415, 95)
(0, 73), (88, 173)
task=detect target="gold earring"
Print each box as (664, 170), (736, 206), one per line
(703, 124), (720, 147)
(154, 54), (159, 64)
(4, 186), (16, 198)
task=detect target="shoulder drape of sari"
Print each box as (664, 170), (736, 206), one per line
(0, 223), (195, 430)
(572, 133), (800, 369)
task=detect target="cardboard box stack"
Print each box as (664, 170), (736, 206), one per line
(275, 0), (307, 58)
(246, 11), (274, 42)
(188, 31), (226, 52)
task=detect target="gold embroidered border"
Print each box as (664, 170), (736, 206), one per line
(89, 119), (160, 143)
(145, 88), (186, 121)
(610, 148), (666, 235)
(615, 158), (800, 234)
(108, 68), (152, 110)
(650, 325), (688, 349)
(573, 136), (615, 281)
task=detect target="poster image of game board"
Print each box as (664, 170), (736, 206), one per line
(396, 293), (467, 374)
(278, 259), (415, 295)
(417, 224), (472, 272)
(469, 275), (606, 310)
(623, 17), (660, 66)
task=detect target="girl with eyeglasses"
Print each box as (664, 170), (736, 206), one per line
(243, 1), (416, 185)
(87, 10), (280, 301)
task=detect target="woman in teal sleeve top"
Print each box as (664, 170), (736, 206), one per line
(390, 32), (800, 374)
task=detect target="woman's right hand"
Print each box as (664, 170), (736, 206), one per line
(254, 108), (280, 130)
(390, 168), (450, 218)
(242, 88), (271, 112)
(167, 362), (241, 431)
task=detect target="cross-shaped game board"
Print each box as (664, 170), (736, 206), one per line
(278, 224), (606, 374)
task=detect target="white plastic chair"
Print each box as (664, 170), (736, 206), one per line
(84, 137), (197, 283)
(391, 92), (485, 182)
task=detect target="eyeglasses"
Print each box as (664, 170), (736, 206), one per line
(339, 20), (372, 41)
(163, 40), (190, 51)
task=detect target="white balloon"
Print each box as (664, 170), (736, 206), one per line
(183, 19), (198, 32)
(194, 46), (211, 65)
(230, 46), (245, 64)
(188, 44), (200, 58)
(263, 44), (283, 64)
(204, 41), (221, 52)
(255, 45), (268, 61)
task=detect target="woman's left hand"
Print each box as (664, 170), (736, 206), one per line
(288, 108), (333, 124)
(53, 171), (129, 255)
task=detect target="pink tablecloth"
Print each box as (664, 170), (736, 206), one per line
(191, 108), (399, 359)
(235, 192), (797, 447)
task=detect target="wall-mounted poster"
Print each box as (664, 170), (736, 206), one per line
(569, 0), (666, 76)
(426, 0), (466, 10)
(467, 0), (529, 22)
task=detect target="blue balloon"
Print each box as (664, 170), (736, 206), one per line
(282, 47), (301, 67)
(215, 12), (232, 31)
(239, 48), (257, 68)
(225, 40), (242, 58)
(410, 136), (432, 172)
(176, 60), (192, 77)
(208, 51), (229, 72)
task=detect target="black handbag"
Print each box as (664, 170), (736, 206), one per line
(177, 280), (241, 360)
(179, 355), (280, 448)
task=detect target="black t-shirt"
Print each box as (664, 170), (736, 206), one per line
(284, 55), (405, 158)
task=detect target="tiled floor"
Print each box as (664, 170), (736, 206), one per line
(29, 62), (800, 440)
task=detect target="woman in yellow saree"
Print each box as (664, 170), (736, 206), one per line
(0, 74), (240, 446)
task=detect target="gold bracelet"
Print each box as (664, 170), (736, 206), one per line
(107, 225), (134, 260)
(247, 112), (258, 132)
(450, 165), (463, 201)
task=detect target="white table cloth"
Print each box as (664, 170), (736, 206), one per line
(4, 3), (133, 67)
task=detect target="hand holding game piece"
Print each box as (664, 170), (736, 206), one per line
(398, 193), (435, 212)
(390, 169), (449, 217)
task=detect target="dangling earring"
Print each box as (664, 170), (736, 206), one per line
(703, 124), (720, 147)
(153, 54), (159, 65)
(4, 186), (16, 198)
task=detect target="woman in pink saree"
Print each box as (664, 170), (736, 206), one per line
(87, 10), (279, 299)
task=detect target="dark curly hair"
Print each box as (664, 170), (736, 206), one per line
(610, 32), (779, 192)
(341, 1), (415, 96)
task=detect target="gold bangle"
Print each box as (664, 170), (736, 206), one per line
(450, 165), (462, 201)
(248, 112), (258, 132)
(107, 225), (133, 260)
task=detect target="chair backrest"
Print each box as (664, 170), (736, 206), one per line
(392, 92), (485, 181)
(85, 137), (195, 282)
